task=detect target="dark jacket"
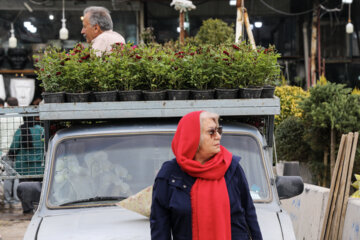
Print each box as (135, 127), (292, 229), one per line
(150, 155), (263, 240)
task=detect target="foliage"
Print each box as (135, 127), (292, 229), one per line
(195, 18), (234, 45)
(35, 40), (281, 92)
(352, 88), (360, 95)
(34, 46), (66, 93)
(141, 27), (156, 45)
(274, 85), (308, 126)
(299, 83), (353, 130)
(34, 44), (95, 93)
(275, 116), (310, 162)
(139, 44), (172, 91)
(111, 43), (145, 91)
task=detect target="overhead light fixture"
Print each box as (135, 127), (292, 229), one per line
(342, 0), (353, 4)
(250, 24), (254, 30)
(59, 0), (68, 40)
(23, 21), (37, 33)
(80, 16), (84, 21)
(49, 14), (54, 20)
(9, 23), (17, 48)
(229, 0), (236, 6)
(254, 21), (263, 28)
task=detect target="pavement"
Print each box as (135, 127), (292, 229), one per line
(0, 207), (32, 240)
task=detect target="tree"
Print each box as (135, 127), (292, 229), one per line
(299, 83), (356, 183)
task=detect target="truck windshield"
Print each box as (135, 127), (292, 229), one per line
(47, 132), (269, 207)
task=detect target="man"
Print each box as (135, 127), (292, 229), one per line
(81, 6), (125, 56)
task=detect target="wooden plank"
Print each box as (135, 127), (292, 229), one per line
(338, 132), (359, 239)
(321, 134), (346, 240)
(325, 137), (347, 239)
(330, 133), (353, 239)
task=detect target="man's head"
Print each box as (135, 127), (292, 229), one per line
(81, 6), (113, 43)
(6, 97), (19, 107)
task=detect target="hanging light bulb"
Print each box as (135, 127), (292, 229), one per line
(59, 0), (68, 40)
(9, 23), (17, 48)
(345, 3), (354, 34)
(346, 20), (354, 34)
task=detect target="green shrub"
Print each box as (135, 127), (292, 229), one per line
(195, 18), (234, 45)
(275, 116), (310, 162)
(274, 85), (308, 126)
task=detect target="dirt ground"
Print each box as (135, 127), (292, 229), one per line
(0, 208), (32, 240)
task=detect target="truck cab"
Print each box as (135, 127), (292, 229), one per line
(24, 98), (303, 240)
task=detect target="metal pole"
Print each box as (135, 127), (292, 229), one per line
(303, 22), (310, 90)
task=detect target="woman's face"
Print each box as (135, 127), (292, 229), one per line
(197, 118), (222, 161)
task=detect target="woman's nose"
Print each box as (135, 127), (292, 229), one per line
(215, 131), (221, 139)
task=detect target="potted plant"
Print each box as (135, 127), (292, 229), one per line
(166, 45), (194, 100)
(141, 45), (169, 101)
(34, 46), (66, 103)
(111, 43), (144, 101)
(215, 45), (239, 99)
(188, 45), (217, 99)
(91, 53), (118, 102)
(258, 45), (281, 98)
(60, 44), (93, 102)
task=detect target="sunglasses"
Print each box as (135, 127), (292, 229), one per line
(207, 126), (223, 137)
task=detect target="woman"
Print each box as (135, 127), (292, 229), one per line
(150, 111), (262, 240)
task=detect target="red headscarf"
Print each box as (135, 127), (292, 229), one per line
(172, 111), (233, 240)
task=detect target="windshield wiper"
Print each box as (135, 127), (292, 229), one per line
(59, 196), (126, 206)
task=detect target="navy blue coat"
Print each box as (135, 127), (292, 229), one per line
(150, 156), (263, 240)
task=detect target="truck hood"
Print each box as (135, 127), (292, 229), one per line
(37, 207), (149, 240)
(36, 206), (284, 240)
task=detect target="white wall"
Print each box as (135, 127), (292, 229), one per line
(281, 184), (360, 240)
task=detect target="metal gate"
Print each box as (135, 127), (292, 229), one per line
(0, 106), (44, 180)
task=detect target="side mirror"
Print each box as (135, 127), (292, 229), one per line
(276, 176), (304, 200)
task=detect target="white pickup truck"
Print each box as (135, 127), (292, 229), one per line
(22, 99), (303, 240)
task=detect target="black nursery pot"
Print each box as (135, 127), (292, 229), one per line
(261, 85), (275, 98)
(240, 88), (262, 99)
(191, 90), (215, 100)
(118, 90), (143, 101)
(65, 92), (90, 103)
(167, 90), (190, 100)
(7, 48), (28, 70)
(142, 90), (167, 101)
(42, 92), (65, 103)
(215, 88), (239, 99)
(93, 90), (118, 102)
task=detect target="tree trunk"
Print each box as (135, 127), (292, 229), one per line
(330, 127), (336, 180)
(323, 149), (329, 187)
(179, 12), (185, 45)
